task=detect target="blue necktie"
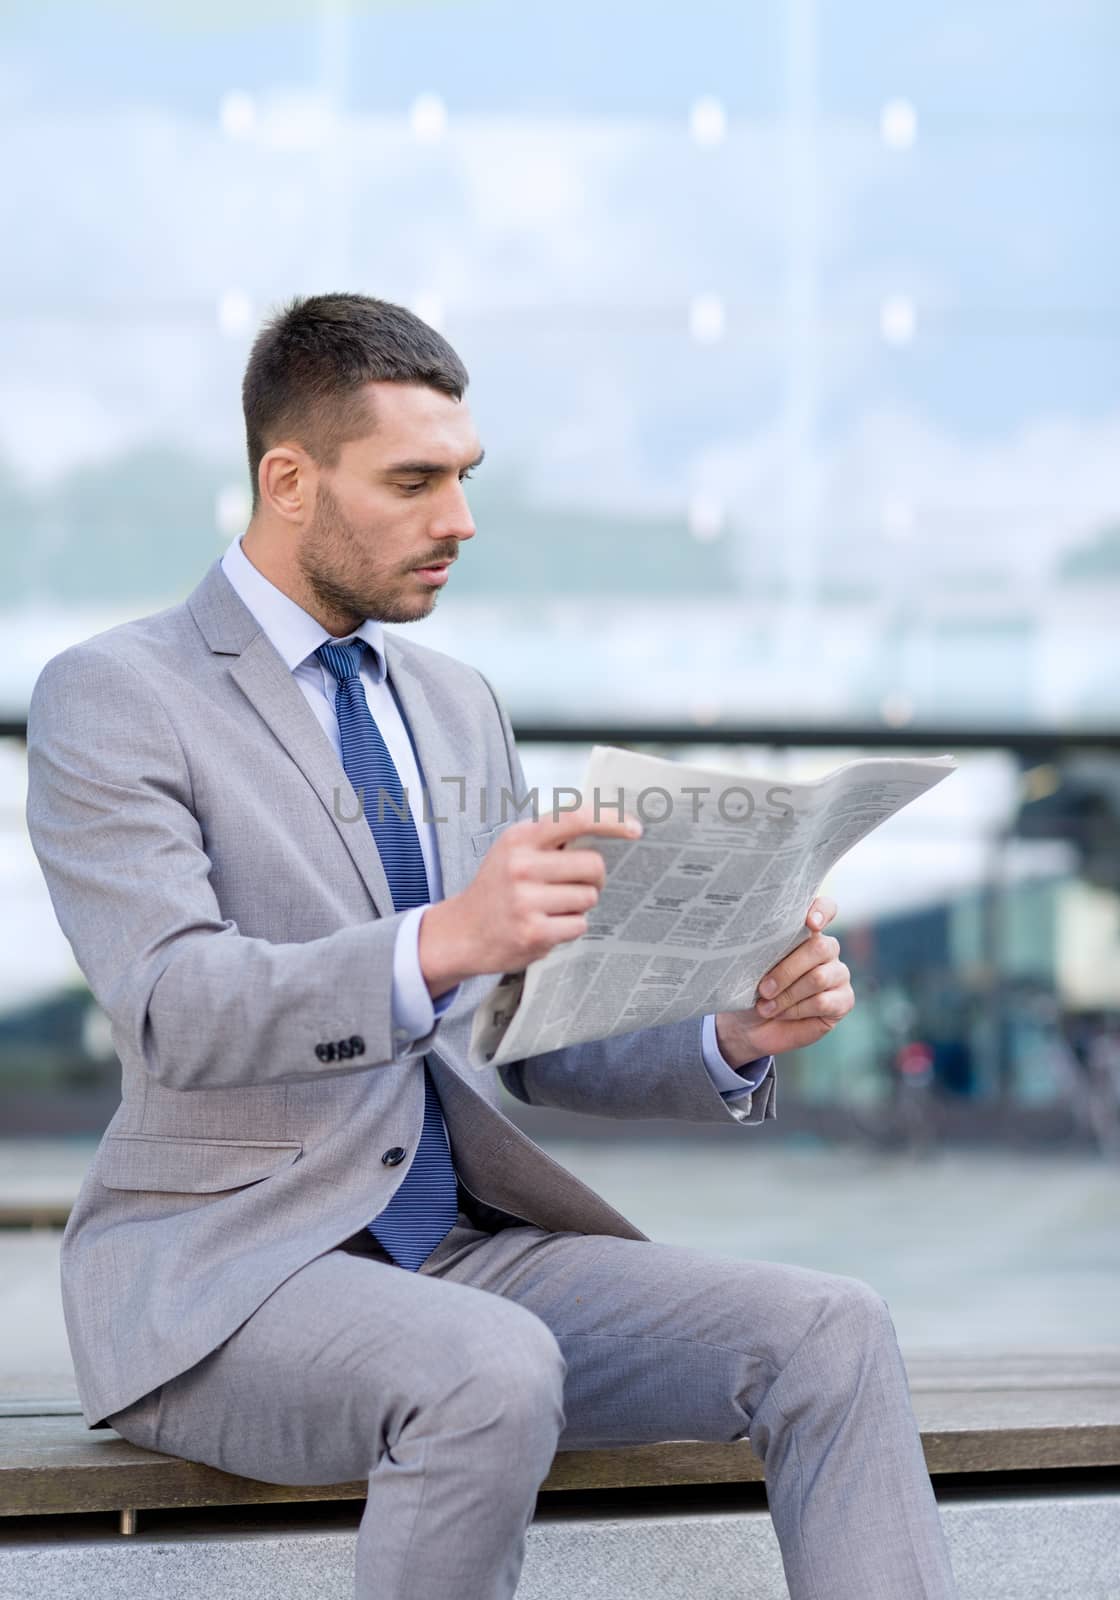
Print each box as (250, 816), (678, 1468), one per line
(316, 640), (458, 1270)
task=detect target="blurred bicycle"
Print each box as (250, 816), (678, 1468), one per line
(1068, 1017), (1120, 1159)
(847, 983), (941, 1156)
(1015, 987), (1120, 1160)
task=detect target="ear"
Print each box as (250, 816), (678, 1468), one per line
(259, 444), (314, 524)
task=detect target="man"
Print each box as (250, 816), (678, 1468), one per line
(26, 293), (958, 1600)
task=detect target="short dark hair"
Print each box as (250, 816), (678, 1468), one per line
(241, 292), (470, 508)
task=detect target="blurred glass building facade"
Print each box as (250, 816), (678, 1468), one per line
(1, 0), (1118, 1144)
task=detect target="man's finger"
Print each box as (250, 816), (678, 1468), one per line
(759, 959), (850, 1017)
(772, 983), (855, 1026)
(805, 895), (838, 930)
(525, 882), (603, 916)
(756, 932), (840, 1001)
(748, 1008), (852, 1051)
(530, 806), (643, 849)
(530, 849), (610, 884)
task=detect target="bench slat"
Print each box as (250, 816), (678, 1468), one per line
(4, 1381), (1120, 1518)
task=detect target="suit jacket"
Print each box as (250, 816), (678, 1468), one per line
(25, 557), (776, 1428)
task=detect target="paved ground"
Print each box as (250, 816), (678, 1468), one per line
(2, 1139), (1118, 1403)
(543, 1139), (1120, 1350)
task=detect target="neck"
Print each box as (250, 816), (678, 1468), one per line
(239, 524), (362, 637)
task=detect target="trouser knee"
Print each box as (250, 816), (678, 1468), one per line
(752, 1273), (901, 1454)
(792, 1274), (899, 1406)
(443, 1308), (567, 1475)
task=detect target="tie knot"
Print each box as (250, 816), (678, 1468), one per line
(316, 640), (364, 683)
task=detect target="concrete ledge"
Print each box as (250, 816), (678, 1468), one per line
(2, 1491), (1119, 1600)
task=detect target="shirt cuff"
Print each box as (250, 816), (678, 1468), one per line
(701, 1013), (774, 1100)
(390, 906), (458, 1049)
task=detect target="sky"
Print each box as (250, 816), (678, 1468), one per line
(1, 0), (1118, 735)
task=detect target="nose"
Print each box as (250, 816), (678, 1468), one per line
(432, 478), (476, 544)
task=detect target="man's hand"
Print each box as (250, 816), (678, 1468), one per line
(714, 896), (854, 1064)
(419, 806), (642, 997)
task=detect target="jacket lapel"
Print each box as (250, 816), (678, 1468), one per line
(187, 560), (396, 919)
(383, 636), (475, 903)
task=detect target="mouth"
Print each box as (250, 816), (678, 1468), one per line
(412, 560), (454, 587)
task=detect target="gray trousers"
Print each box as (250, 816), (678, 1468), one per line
(109, 1203), (959, 1600)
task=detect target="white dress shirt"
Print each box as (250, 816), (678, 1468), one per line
(220, 535), (771, 1100)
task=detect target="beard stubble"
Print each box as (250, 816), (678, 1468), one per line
(297, 480), (440, 627)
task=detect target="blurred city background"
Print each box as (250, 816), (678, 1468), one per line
(1, 0), (1118, 1400)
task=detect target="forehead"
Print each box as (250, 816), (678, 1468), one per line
(346, 380), (480, 465)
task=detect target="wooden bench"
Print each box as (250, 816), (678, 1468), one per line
(3, 1353), (1119, 1535)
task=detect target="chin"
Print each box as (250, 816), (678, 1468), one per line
(379, 594), (438, 626)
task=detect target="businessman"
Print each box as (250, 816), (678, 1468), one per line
(26, 293), (958, 1599)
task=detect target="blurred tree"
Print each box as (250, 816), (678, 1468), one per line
(41, 445), (224, 605)
(1017, 756), (1120, 894)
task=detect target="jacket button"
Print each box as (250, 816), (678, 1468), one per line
(381, 1146), (406, 1167)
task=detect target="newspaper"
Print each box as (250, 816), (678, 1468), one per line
(468, 744), (957, 1069)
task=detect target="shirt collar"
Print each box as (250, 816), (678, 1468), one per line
(221, 535), (387, 683)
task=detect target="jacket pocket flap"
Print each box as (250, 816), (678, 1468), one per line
(99, 1135), (302, 1193)
(471, 820), (515, 857)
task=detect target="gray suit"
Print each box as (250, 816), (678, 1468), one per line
(26, 559), (957, 1600)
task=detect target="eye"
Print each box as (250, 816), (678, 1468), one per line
(459, 468), (476, 482)
(398, 481), (426, 494)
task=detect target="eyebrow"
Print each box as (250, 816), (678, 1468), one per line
(383, 447), (486, 477)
